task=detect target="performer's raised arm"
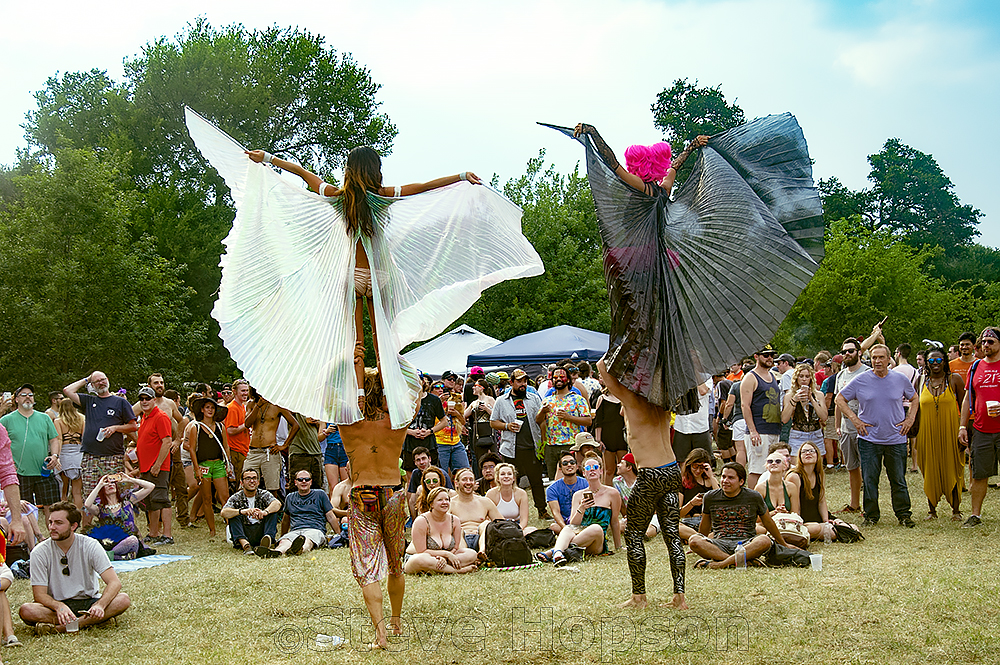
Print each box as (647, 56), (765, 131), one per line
(246, 150), (332, 196)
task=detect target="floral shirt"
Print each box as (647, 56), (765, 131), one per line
(542, 391), (590, 446)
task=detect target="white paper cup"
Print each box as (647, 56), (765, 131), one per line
(809, 553), (823, 571)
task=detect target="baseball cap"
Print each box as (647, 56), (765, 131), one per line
(622, 452), (635, 465)
(441, 370), (458, 381)
(777, 353), (795, 364)
(138, 386), (156, 399)
(497, 371), (510, 380)
(15, 383), (34, 397)
(470, 366), (484, 377)
(832, 354), (844, 364)
(509, 369), (527, 380)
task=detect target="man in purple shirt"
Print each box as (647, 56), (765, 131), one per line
(835, 344), (917, 528)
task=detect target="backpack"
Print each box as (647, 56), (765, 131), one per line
(525, 527), (556, 549)
(485, 519), (532, 567)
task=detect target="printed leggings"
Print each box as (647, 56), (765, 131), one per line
(625, 464), (684, 595)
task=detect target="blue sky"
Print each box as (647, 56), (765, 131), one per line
(2, 0), (998, 247)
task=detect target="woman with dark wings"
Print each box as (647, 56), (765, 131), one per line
(186, 109), (543, 428)
(546, 114), (824, 413)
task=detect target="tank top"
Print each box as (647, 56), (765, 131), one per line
(196, 422), (225, 462)
(496, 492), (520, 520)
(791, 399), (822, 433)
(797, 473), (822, 522)
(749, 371), (782, 435)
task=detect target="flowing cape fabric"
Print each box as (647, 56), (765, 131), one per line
(185, 108), (544, 427)
(543, 114), (823, 413)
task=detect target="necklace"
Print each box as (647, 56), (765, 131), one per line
(927, 375), (947, 411)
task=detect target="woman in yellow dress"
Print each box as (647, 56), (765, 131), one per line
(913, 347), (966, 520)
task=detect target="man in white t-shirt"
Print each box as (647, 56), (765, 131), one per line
(19, 502), (130, 631)
(672, 374), (713, 465)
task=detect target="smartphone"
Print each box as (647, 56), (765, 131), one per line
(583, 491), (594, 503)
(879, 315), (888, 327)
(1, 393), (10, 401)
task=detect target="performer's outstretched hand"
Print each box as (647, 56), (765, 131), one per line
(464, 172), (483, 185)
(691, 135), (710, 148)
(246, 150), (267, 163)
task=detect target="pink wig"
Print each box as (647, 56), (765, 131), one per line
(624, 142), (672, 183)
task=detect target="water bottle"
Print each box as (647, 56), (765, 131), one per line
(40, 458), (52, 478)
(734, 541), (746, 570)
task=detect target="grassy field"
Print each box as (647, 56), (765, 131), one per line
(4, 469), (999, 665)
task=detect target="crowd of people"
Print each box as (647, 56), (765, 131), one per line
(0, 322), (994, 638)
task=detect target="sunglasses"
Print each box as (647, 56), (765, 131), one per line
(759, 352), (775, 357)
(840, 348), (858, 354)
(61, 555), (70, 576)
(425, 477), (441, 485)
(926, 358), (944, 364)
(139, 395), (153, 402)
(583, 464), (600, 471)
(765, 458), (784, 465)
(559, 460), (577, 466)
(295, 477), (311, 482)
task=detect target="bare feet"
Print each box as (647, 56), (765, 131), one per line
(668, 593), (689, 610)
(389, 617), (403, 636)
(621, 594), (648, 610)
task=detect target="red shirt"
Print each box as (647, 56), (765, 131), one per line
(970, 359), (1000, 433)
(137, 406), (173, 473)
(225, 400), (250, 456)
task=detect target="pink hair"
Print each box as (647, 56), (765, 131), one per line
(624, 142), (672, 183)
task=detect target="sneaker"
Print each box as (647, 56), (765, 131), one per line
(962, 515), (983, 528)
(861, 518), (878, 527)
(159, 536), (174, 545)
(898, 517), (916, 528)
(255, 546), (281, 558)
(4, 634), (22, 647)
(287, 535), (306, 555)
(840, 504), (862, 514)
(143, 535), (160, 545)
(825, 464), (835, 470)
(259, 535), (272, 550)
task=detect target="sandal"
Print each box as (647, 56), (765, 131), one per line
(552, 550), (567, 567)
(536, 549), (554, 563)
(694, 559), (712, 569)
(4, 634), (22, 646)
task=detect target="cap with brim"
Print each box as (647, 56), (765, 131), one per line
(470, 366), (484, 376)
(497, 371), (510, 380)
(777, 353), (795, 363)
(509, 369), (528, 380)
(15, 383), (34, 397)
(832, 354), (844, 364)
(138, 386), (156, 399)
(441, 371), (458, 381)
(757, 344), (775, 354)
(622, 452), (635, 465)
(192, 395), (229, 421)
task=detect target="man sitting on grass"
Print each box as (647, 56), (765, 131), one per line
(19, 501), (130, 631)
(449, 467), (502, 555)
(689, 463), (790, 569)
(258, 470), (336, 557)
(545, 452), (588, 534)
(220, 468), (281, 555)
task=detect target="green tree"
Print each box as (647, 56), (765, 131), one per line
(651, 78), (745, 184)
(819, 139), (980, 252)
(0, 148), (209, 393)
(456, 151), (608, 341)
(772, 218), (962, 355)
(22, 19), (397, 377)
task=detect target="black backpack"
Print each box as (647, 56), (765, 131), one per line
(485, 519), (532, 567)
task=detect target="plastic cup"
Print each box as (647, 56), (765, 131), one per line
(66, 619), (79, 633)
(809, 553), (823, 571)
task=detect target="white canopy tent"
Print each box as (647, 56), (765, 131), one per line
(402, 325), (501, 377)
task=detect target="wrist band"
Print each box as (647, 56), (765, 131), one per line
(318, 182), (331, 196)
(262, 152), (274, 164)
(459, 172), (467, 181)
(357, 389), (365, 396)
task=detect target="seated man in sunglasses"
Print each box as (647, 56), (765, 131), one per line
(19, 501), (130, 631)
(545, 452), (589, 534)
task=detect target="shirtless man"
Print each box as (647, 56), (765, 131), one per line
(339, 362), (417, 651)
(244, 391), (298, 494)
(449, 467), (501, 555)
(330, 463), (352, 527)
(597, 357), (687, 610)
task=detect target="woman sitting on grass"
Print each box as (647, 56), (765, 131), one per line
(787, 441), (837, 542)
(485, 463), (537, 536)
(679, 449), (720, 543)
(84, 474), (155, 559)
(404, 487), (478, 574)
(414, 466), (448, 514)
(537, 454), (621, 566)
